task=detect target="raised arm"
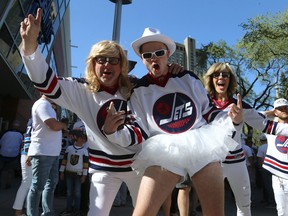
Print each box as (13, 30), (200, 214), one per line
(20, 8), (42, 55)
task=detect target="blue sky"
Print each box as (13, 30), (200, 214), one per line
(70, 0), (287, 78)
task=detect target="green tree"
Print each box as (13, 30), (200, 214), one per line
(238, 9), (288, 101)
(198, 7), (288, 137)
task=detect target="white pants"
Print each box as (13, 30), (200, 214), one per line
(88, 170), (142, 216)
(12, 154), (32, 210)
(222, 161), (251, 216)
(272, 175), (288, 216)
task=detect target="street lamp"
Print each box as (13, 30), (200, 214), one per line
(109, 0), (136, 73)
(109, 0), (132, 43)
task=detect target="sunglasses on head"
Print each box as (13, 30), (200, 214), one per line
(211, 72), (230, 78)
(141, 49), (167, 59)
(95, 56), (120, 65)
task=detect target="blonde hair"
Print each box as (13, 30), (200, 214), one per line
(85, 40), (132, 99)
(203, 62), (238, 98)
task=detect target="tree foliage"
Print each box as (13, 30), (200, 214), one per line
(197, 8), (288, 137)
(238, 9), (288, 102)
(240, 10), (288, 63)
(198, 8), (288, 111)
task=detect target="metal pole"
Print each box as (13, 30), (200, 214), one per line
(112, 0), (122, 43)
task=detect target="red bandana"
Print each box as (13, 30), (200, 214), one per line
(100, 85), (118, 95)
(148, 72), (170, 87)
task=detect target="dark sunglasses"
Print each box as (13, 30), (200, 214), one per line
(95, 57), (120, 65)
(141, 49), (167, 59)
(211, 72), (230, 78)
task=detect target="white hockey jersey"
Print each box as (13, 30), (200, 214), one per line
(264, 134), (288, 180)
(22, 48), (146, 173)
(106, 70), (240, 146)
(59, 144), (89, 176)
(213, 97), (288, 164)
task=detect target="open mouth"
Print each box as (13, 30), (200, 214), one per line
(217, 80), (225, 86)
(103, 71), (112, 75)
(217, 83), (225, 87)
(153, 64), (160, 70)
(216, 81), (226, 91)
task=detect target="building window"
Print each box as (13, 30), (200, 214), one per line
(21, 0), (34, 14)
(50, 51), (58, 75)
(7, 45), (22, 72)
(6, 0), (24, 38)
(0, 24), (13, 57)
(59, 0), (65, 20)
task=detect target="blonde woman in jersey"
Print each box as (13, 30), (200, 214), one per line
(203, 62), (288, 216)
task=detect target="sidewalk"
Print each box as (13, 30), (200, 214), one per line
(0, 177), (277, 216)
(0, 177), (133, 216)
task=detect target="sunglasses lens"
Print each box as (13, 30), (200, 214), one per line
(155, 50), (165, 57)
(212, 72), (230, 78)
(95, 57), (120, 65)
(142, 53), (152, 59)
(222, 72), (230, 78)
(109, 58), (120, 65)
(142, 49), (166, 59)
(96, 57), (105, 64)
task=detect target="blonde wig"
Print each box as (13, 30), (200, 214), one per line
(203, 62), (238, 98)
(85, 40), (132, 99)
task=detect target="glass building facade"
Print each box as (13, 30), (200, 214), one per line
(0, 0), (71, 131)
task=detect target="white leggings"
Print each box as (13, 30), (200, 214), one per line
(13, 154), (32, 210)
(222, 162), (251, 216)
(88, 170), (142, 216)
(272, 175), (288, 216)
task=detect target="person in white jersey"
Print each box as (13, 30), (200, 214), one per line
(104, 27), (244, 216)
(203, 62), (288, 216)
(19, 9), (182, 216)
(264, 98), (288, 216)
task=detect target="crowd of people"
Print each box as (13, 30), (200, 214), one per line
(0, 7), (287, 216)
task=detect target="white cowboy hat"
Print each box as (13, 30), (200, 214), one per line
(131, 27), (176, 57)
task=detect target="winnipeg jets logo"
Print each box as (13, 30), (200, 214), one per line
(275, 136), (288, 154)
(97, 99), (127, 131)
(153, 93), (196, 133)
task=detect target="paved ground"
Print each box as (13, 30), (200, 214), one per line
(0, 177), (278, 216)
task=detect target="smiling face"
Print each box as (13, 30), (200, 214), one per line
(204, 63), (237, 100)
(212, 70), (231, 98)
(94, 56), (121, 87)
(85, 41), (130, 93)
(140, 41), (170, 78)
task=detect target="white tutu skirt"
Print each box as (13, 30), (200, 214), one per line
(132, 118), (238, 177)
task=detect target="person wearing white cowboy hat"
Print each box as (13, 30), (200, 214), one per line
(130, 27), (178, 80)
(131, 27), (176, 57)
(105, 27), (244, 216)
